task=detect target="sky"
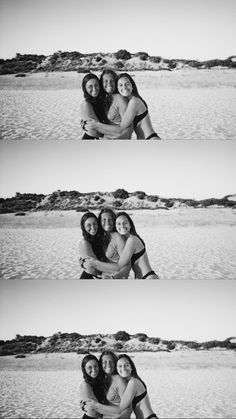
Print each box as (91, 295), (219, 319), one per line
(0, 140), (235, 200)
(0, 0), (235, 60)
(0, 280), (235, 341)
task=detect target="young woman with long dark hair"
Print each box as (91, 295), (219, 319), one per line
(84, 212), (159, 279)
(98, 350), (132, 418)
(98, 208), (131, 278)
(99, 69), (133, 139)
(79, 212), (105, 278)
(86, 354), (159, 419)
(80, 73), (107, 139)
(80, 354), (106, 419)
(85, 73), (161, 140)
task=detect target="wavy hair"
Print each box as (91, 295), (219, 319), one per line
(117, 73), (147, 107)
(82, 73), (107, 122)
(80, 212), (106, 261)
(99, 350), (118, 394)
(115, 211), (145, 246)
(100, 69), (118, 115)
(117, 354), (147, 389)
(98, 208), (117, 251)
(81, 354), (107, 404)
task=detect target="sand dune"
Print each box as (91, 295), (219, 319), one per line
(1, 70), (235, 140)
(0, 209), (235, 280)
(0, 352), (236, 418)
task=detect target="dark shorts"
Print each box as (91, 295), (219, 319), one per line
(80, 270), (94, 279)
(142, 270), (159, 279)
(146, 133), (161, 140)
(82, 133), (99, 140)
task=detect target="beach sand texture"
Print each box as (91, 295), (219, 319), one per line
(0, 209), (236, 280)
(0, 351), (236, 418)
(1, 70), (236, 140)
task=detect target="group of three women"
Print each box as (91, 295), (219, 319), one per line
(80, 70), (161, 140)
(80, 351), (158, 419)
(79, 209), (158, 279)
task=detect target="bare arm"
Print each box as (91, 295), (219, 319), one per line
(80, 382), (101, 418)
(114, 234), (131, 278)
(80, 101), (102, 138)
(84, 237), (135, 273)
(86, 97), (137, 136)
(79, 239), (101, 276)
(87, 379), (136, 415)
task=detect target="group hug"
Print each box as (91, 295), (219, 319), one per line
(80, 70), (161, 140)
(80, 351), (158, 419)
(79, 208), (159, 279)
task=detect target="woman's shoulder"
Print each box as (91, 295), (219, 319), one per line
(79, 238), (91, 251)
(113, 93), (128, 106)
(112, 374), (126, 384)
(80, 100), (95, 114)
(111, 231), (125, 242)
(80, 380), (90, 391)
(80, 99), (89, 109)
(127, 234), (138, 244)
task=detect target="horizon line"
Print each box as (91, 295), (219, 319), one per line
(1, 50), (235, 62)
(1, 189), (235, 201)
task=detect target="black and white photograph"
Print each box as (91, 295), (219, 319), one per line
(0, 280), (236, 418)
(0, 0), (235, 140)
(0, 0), (236, 418)
(0, 141), (236, 280)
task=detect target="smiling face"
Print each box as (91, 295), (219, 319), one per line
(102, 73), (116, 94)
(85, 78), (100, 98)
(101, 212), (114, 232)
(101, 354), (115, 375)
(117, 357), (132, 379)
(85, 359), (99, 379)
(117, 77), (133, 98)
(115, 215), (131, 236)
(84, 217), (98, 236)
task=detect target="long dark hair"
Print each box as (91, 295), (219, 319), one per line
(100, 69), (118, 115)
(82, 73), (107, 122)
(117, 73), (147, 108)
(98, 208), (116, 251)
(117, 354), (147, 389)
(115, 211), (145, 247)
(99, 350), (118, 394)
(81, 354), (107, 404)
(80, 212), (106, 261)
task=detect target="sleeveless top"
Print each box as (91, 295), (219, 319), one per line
(106, 384), (121, 404)
(131, 247), (145, 267)
(133, 98), (148, 128)
(107, 101), (122, 125)
(131, 236), (146, 267)
(105, 240), (120, 262)
(106, 95), (133, 139)
(132, 389), (147, 408)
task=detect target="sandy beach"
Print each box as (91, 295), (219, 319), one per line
(0, 208), (236, 280)
(0, 70), (236, 140)
(0, 351), (236, 418)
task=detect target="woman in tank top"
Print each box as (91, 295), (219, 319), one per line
(85, 354), (159, 419)
(98, 351), (132, 418)
(98, 208), (131, 279)
(80, 73), (107, 139)
(99, 69), (133, 139)
(84, 212), (159, 279)
(80, 354), (107, 419)
(85, 73), (161, 140)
